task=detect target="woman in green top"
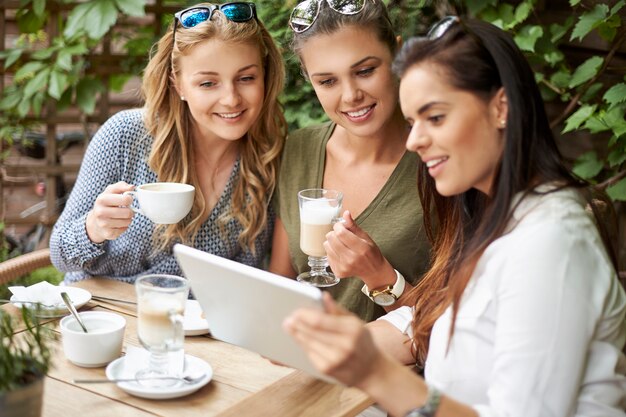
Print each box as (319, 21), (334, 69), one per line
(269, 0), (430, 322)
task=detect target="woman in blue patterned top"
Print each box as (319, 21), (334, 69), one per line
(50, 3), (286, 283)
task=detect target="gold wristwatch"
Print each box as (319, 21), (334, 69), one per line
(361, 269), (406, 306)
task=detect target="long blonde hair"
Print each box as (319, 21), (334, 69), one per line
(142, 6), (286, 253)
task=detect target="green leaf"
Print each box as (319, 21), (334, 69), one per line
(608, 148), (626, 168)
(570, 0), (582, 5)
(109, 74), (132, 92)
(0, 91), (22, 110)
(550, 23), (569, 43)
(14, 61), (46, 83)
(515, 25), (543, 52)
(3, 49), (23, 69)
(33, 0), (46, 17)
(31, 91), (45, 116)
(48, 70), (69, 100)
(613, 119), (626, 138)
(17, 97), (31, 118)
(514, 2), (532, 24)
(85, 0), (118, 39)
(56, 50), (72, 71)
(23, 68), (50, 98)
(606, 178), (626, 201)
(16, 9), (46, 33)
(31, 48), (55, 60)
(76, 77), (105, 114)
(572, 151), (604, 180)
(569, 56), (603, 88)
(563, 104), (597, 133)
(114, 0), (146, 17)
(543, 50), (564, 66)
(583, 115), (610, 134)
(551, 70), (571, 89)
(604, 83), (626, 106)
(57, 88), (73, 112)
(581, 82), (603, 102)
(610, 0), (625, 15)
(597, 20), (617, 42)
(571, 4), (608, 41)
(63, 3), (92, 38)
(64, 44), (89, 56)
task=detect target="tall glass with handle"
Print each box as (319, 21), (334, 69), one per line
(135, 274), (189, 387)
(297, 188), (343, 287)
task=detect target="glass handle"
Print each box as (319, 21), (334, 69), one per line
(168, 310), (185, 351)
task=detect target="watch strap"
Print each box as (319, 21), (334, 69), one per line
(361, 269), (406, 302)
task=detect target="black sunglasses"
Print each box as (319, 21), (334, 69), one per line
(173, 2), (257, 41)
(289, 0), (370, 33)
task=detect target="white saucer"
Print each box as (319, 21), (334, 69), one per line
(11, 287), (91, 318)
(184, 300), (209, 336)
(105, 354), (212, 399)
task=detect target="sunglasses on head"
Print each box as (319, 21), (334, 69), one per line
(427, 15), (487, 48)
(173, 2), (257, 41)
(289, 0), (370, 34)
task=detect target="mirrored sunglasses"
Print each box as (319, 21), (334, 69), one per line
(174, 2), (257, 40)
(289, 0), (368, 33)
(426, 15), (460, 39)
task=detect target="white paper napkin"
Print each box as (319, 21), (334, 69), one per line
(8, 281), (64, 308)
(120, 346), (185, 378)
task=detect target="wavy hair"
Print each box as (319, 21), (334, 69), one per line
(393, 19), (617, 367)
(142, 5), (286, 253)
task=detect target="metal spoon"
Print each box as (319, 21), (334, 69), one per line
(73, 373), (205, 385)
(61, 291), (88, 333)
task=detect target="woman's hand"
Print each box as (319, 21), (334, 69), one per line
(324, 210), (396, 289)
(85, 181), (135, 243)
(283, 292), (385, 387)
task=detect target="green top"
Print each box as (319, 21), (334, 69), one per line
(276, 122), (431, 322)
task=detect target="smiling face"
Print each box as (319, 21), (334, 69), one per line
(298, 25), (398, 138)
(174, 38), (265, 143)
(400, 63), (507, 196)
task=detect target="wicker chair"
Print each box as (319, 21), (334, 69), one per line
(0, 248), (52, 286)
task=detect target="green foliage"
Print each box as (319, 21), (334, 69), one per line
(469, 0), (626, 201)
(0, 0), (624, 203)
(0, 0), (149, 150)
(0, 306), (55, 392)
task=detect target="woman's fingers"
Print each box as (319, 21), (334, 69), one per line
(285, 304), (380, 386)
(86, 182), (136, 243)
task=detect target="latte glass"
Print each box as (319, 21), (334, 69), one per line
(297, 188), (343, 287)
(135, 274), (189, 387)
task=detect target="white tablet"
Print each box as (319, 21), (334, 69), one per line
(173, 244), (332, 382)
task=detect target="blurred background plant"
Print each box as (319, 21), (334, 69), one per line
(0, 0), (624, 287)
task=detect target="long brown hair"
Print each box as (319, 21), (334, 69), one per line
(393, 20), (617, 367)
(142, 5), (286, 253)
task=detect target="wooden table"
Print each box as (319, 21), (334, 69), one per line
(6, 278), (373, 417)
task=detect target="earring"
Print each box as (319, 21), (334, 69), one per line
(499, 120), (506, 128)
(180, 96), (186, 101)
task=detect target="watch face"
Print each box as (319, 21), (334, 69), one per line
(373, 292), (396, 306)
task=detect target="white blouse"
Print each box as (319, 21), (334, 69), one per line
(381, 188), (626, 416)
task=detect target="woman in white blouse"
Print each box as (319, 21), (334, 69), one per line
(283, 16), (626, 417)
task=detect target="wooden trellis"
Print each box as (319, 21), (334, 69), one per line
(0, 1), (181, 245)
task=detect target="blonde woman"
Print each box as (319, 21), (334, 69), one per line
(50, 3), (286, 283)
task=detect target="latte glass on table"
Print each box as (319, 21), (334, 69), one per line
(124, 182), (195, 224)
(297, 188), (343, 287)
(135, 274), (189, 387)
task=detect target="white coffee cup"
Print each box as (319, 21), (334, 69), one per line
(60, 311), (126, 367)
(124, 182), (195, 224)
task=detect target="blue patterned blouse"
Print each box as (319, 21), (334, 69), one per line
(50, 109), (273, 283)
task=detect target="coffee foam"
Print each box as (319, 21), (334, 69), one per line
(300, 199), (338, 225)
